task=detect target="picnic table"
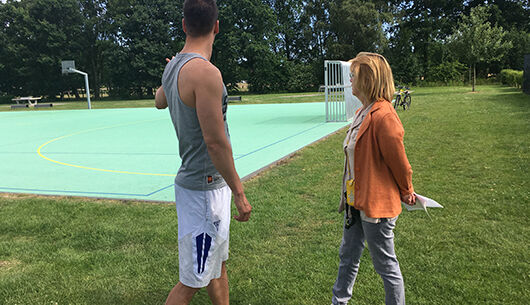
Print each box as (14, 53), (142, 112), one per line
(12, 96), (43, 105)
(10, 96), (53, 109)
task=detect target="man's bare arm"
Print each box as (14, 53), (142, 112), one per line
(194, 64), (251, 222)
(155, 87), (168, 109)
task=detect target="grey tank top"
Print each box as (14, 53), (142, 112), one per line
(161, 52), (229, 190)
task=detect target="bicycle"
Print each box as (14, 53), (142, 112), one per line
(393, 85), (412, 110)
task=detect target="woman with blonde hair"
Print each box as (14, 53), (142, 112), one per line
(331, 52), (415, 305)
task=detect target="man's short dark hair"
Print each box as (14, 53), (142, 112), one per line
(183, 0), (218, 37)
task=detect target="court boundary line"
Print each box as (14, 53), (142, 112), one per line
(234, 122), (326, 160)
(36, 118), (175, 177)
(35, 120), (330, 177)
(3, 110), (348, 201)
(0, 125), (348, 202)
(0, 183), (175, 197)
(241, 126), (347, 182)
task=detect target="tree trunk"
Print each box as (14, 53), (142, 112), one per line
(472, 63), (476, 92)
(91, 56), (100, 100)
(285, 37), (292, 61)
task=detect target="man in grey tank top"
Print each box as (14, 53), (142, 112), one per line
(155, 1), (252, 304)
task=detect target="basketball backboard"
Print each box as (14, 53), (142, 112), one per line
(61, 60), (75, 75)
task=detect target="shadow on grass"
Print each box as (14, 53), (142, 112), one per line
(475, 89), (529, 106)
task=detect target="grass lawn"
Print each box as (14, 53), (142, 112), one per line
(0, 85), (528, 304)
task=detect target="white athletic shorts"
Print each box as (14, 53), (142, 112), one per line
(174, 184), (231, 288)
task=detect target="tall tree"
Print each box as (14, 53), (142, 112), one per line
(387, 26), (421, 84)
(452, 5), (512, 91)
(304, 0), (330, 61)
(327, 0), (387, 60)
(271, 0), (308, 61)
(393, 0), (466, 78)
(77, 0), (114, 99)
(301, 0), (330, 86)
(215, 0), (279, 92)
(0, 0), (84, 98)
(0, 1), (26, 95)
(108, 0), (181, 97)
(487, 1), (530, 71)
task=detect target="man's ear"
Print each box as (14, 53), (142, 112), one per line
(182, 18), (187, 34)
(213, 20), (219, 35)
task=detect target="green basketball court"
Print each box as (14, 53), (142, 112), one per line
(0, 103), (348, 202)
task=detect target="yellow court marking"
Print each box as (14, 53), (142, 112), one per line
(37, 119), (174, 177)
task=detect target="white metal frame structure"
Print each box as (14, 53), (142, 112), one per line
(324, 60), (361, 122)
(62, 60), (91, 109)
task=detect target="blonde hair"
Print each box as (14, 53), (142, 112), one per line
(349, 52), (395, 103)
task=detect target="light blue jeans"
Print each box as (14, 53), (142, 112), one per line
(331, 211), (405, 305)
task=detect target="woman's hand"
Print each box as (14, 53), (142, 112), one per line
(401, 193), (416, 205)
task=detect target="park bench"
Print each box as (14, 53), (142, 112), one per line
(227, 96), (242, 102)
(34, 103), (53, 108)
(10, 104), (29, 109)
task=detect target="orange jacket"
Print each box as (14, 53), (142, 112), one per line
(339, 98), (414, 218)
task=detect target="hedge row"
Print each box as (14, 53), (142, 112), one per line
(499, 69), (523, 88)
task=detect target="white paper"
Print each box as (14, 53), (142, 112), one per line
(401, 193), (443, 219)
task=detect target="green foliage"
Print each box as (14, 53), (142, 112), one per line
(285, 61), (319, 92)
(273, 0), (311, 61)
(77, 0), (115, 99)
(452, 6), (512, 67)
(247, 54), (287, 93)
(0, 93), (14, 104)
(387, 29), (422, 85)
(501, 30), (530, 70)
(388, 1), (529, 83)
(499, 69), (523, 88)
(0, 0), (84, 97)
(391, 0), (467, 78)
(487, 1), (530, 32)
(215, 0), (278, 93)
(0, 1), (529, 96)
(327, 0), (387, 59)
(425, 61), (467, 84)
(451, 5), (512, 91)
(106, 0), (182, 98)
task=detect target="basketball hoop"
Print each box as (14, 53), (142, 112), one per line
(61, 60), (91, 109)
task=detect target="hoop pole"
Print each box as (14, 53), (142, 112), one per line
(68, 68), (92, 109)
(324, 61), (329, 122)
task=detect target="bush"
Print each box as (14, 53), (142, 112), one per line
(499, 69), (523, 88)
(425, 61), (467, 84)
(475, 77), (498, 85)
(285, 62), (319, 92)
(249, 59), (318, 93)
(248, 55), (288, 93)
(0, 93), (14, 104)
(415, 80), (466, 87)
